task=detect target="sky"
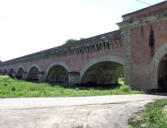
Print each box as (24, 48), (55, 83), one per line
(0, 0), (165, 61)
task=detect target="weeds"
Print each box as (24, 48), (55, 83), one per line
(128, 99), (167, 128)
(0, 75), (144, 98)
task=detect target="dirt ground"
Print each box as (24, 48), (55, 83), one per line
(0, 94), (166, 128)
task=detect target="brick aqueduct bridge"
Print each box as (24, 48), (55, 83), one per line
(2, 1), (167, 90)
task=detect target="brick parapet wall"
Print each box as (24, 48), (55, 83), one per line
(123, 1), (167, 20)
(0, 30), (121, 66)
(118, 9), (167, 31)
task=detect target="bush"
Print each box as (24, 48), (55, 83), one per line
(120, 85), (131, 92)
(11, 87), (16, 91)
(3, 84), (7, 86)
(65, 39), (78, 44)
(118, 77), (125, 85)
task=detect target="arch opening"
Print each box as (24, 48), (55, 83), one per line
(27, 67), (40, 81)
(158, 54), (167, 91)
(46, 65), (68, 84)
(3, 69), (8, 75)
(16, 68), (24, 79)
(9, 69), (15, 78)
(81, 61), (124, 87)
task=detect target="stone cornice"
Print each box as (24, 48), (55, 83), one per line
(0, 30), (122, 66)
(123, 1), (167, 19)
(118, 9), (167, 30)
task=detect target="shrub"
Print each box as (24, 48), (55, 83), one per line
(65, 39), (78, 44)
(11, 87), (16, 91)
(3, 84), (7, 86)
(118, 77), (125, 85)
(120, 85), (131, 92)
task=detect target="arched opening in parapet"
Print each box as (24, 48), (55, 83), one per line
(81, 61), (124, 87)
(46, 65), (68, 84)
(9, 69), (15, 78)
(158, 54), (167, 91)
(3, 69), (8, 75)
(27, 67), (40, 82)
(16, 68), (24, 79)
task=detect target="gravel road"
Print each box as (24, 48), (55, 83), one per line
(0, 94), (166, 128)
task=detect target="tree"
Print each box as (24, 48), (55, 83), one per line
(65, 39), (78, 44)
(80, 37), (85, 40)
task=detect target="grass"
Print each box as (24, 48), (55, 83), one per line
(128, 99), (167, 128)
(0, 75), (144, 98)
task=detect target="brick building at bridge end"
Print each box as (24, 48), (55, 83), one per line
(1, 1), (167, 90)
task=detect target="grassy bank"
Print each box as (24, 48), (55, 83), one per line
(128, 99), (167, 128)
(0, 75), (144, 98)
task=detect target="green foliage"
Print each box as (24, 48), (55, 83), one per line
(3, 84), (7, 86)
(0, 75), (11, 81)
(120, 85), (130, 92)
(118, 78), (131, 92)
(11, 86), (16, 91)
(28, 84), (43, 91)
(113, 66), (124, 82)
(118, 77), (125, 85)
(65, 39), (78, 44)
(128, 99), (167, 128)
(80, 37), (85, 40)
(0, 75), (143, 98)
(64, 37), (85, 44)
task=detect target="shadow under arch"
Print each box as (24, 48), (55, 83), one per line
(80, 56), (125, 86)
(27, 64), (41, 81)
(3, 69), (8, 75)
(9, 68), (15, 78)
(46, 61), (70, 84)
(16, 65), (25, 79)
(150, 43), (167, 90)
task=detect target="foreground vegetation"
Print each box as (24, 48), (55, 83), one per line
(128, 99), (167, 128)
(0, 75), (144, 98)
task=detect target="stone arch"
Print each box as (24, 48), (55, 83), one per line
(150, 43), (167, 89)
(81, 56), (125, 79)
(16, 65), (25, 79)
(46, 61), (70, 84)
(27, 64), (41, 81)
(16, 65), (25, 74)
(27, 64), (41, 73)
(9, 68), (15, 78)
(46, 61), (70, 75)
(80, 56), (125, 86)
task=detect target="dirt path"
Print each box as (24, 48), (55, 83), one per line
(0, 94), (166, 128)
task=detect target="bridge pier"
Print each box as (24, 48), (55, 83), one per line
(121, 30), (131, 86)
(22, 72), (28, 80)
(38, 71), (46, 82)
(11, 71), (16, 78)
(68, 72), (80, 86)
